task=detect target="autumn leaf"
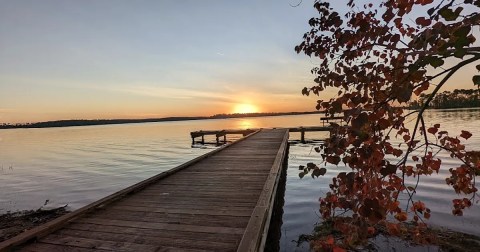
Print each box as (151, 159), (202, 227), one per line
(387, 222), (401, 236)
(413, 82), (429, 96)
(312, 167), (327, 178)
(326, 155), (341, 165)
(415, 17), (431, 26)
(380, 164), (397, 176)
(299, 172), (305, 179)
(439, 7), (460, 21)
(377, 118), (390, 129)
(473, 75), (480, 86)
(420, 0), (434, 5)
(333, 246), (346, 252)
(367, 226), (376, 235)
(351, 113), (368, 129)
(326, 235), (335, 245)
(452, 209), (463, 216)
(429, 57), (444, 68)
(460, 130), (472, 140)
(302, 87), (309, 96)
(427, 127), (438, 134)
(395, 212), (408, 222)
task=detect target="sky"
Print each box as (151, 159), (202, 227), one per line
(0, 0), (477, 124)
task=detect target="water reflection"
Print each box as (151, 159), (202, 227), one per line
(1, 110), (479, 252)
(236, 118), (256, 129)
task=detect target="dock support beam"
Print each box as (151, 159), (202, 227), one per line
(300, 128), (305, 144)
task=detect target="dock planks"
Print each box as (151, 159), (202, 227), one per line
(2, 129), (289, 252)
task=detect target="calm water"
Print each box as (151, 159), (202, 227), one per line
(1, 110), (479, 251)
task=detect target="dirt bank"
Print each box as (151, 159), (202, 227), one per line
(0, 206), (69, 242)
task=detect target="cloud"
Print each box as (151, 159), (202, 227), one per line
(112, 85), (238, 104)
(216, 52), (225, 56)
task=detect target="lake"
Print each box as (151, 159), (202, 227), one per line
(1, 109), (479, 251)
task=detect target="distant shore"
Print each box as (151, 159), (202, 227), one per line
(0, 111), (324, 129)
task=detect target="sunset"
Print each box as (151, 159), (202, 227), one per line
(0, 1), (476, 124)
(1, 1), (480, 251)
(0, 0), (321, 124)
(232, 103), (260, 114)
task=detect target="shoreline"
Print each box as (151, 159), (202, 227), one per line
(0, 206), (69, 243)
(3, 107), (479, 130)
(0, 111), (324, 129)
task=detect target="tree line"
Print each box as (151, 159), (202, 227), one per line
(0, 111), (324, 129)
(410, 88), (480, 109)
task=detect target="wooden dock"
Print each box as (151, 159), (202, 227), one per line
(1, 129), (289, 252)
(191, 126), (331, 145)
(190, 129), (256, 145)
(320, 116), (343, 126)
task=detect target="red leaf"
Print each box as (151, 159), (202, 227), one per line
(414, 82), (429, 96)
(413, 88), (422, 96)
(420, 0), (434, 5)
(427, 127), (438, 134)
(326, 235), (335, 245)
(453, 209), (463, 216)
(326, 156), (341, 165)
(395, 212), (408, 221)
(415, 17), (431, 26)
(387, 222), (401, 235)
(378, 118), (390, 129)
(460, 130), (472, 140)
(352, 112), (369, 129)
(367, 226), (376, 235)
(333, 246), (346, 252)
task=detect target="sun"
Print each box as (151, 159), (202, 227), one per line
(232, 103), (259, 114)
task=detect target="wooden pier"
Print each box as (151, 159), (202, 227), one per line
(288, 126), (331, 144)
(1, 129), (289, 252)
(191, 126), (331, 145)
(190, 129), (256, 145)
(320, 116), (344, 126)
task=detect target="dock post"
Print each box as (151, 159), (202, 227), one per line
(201, 135), (205, 145)
(223, 134), (227, 144)
(301, 128), (305, 144)
(216, 136), (219, 145)
(190, 132), (195, 145)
